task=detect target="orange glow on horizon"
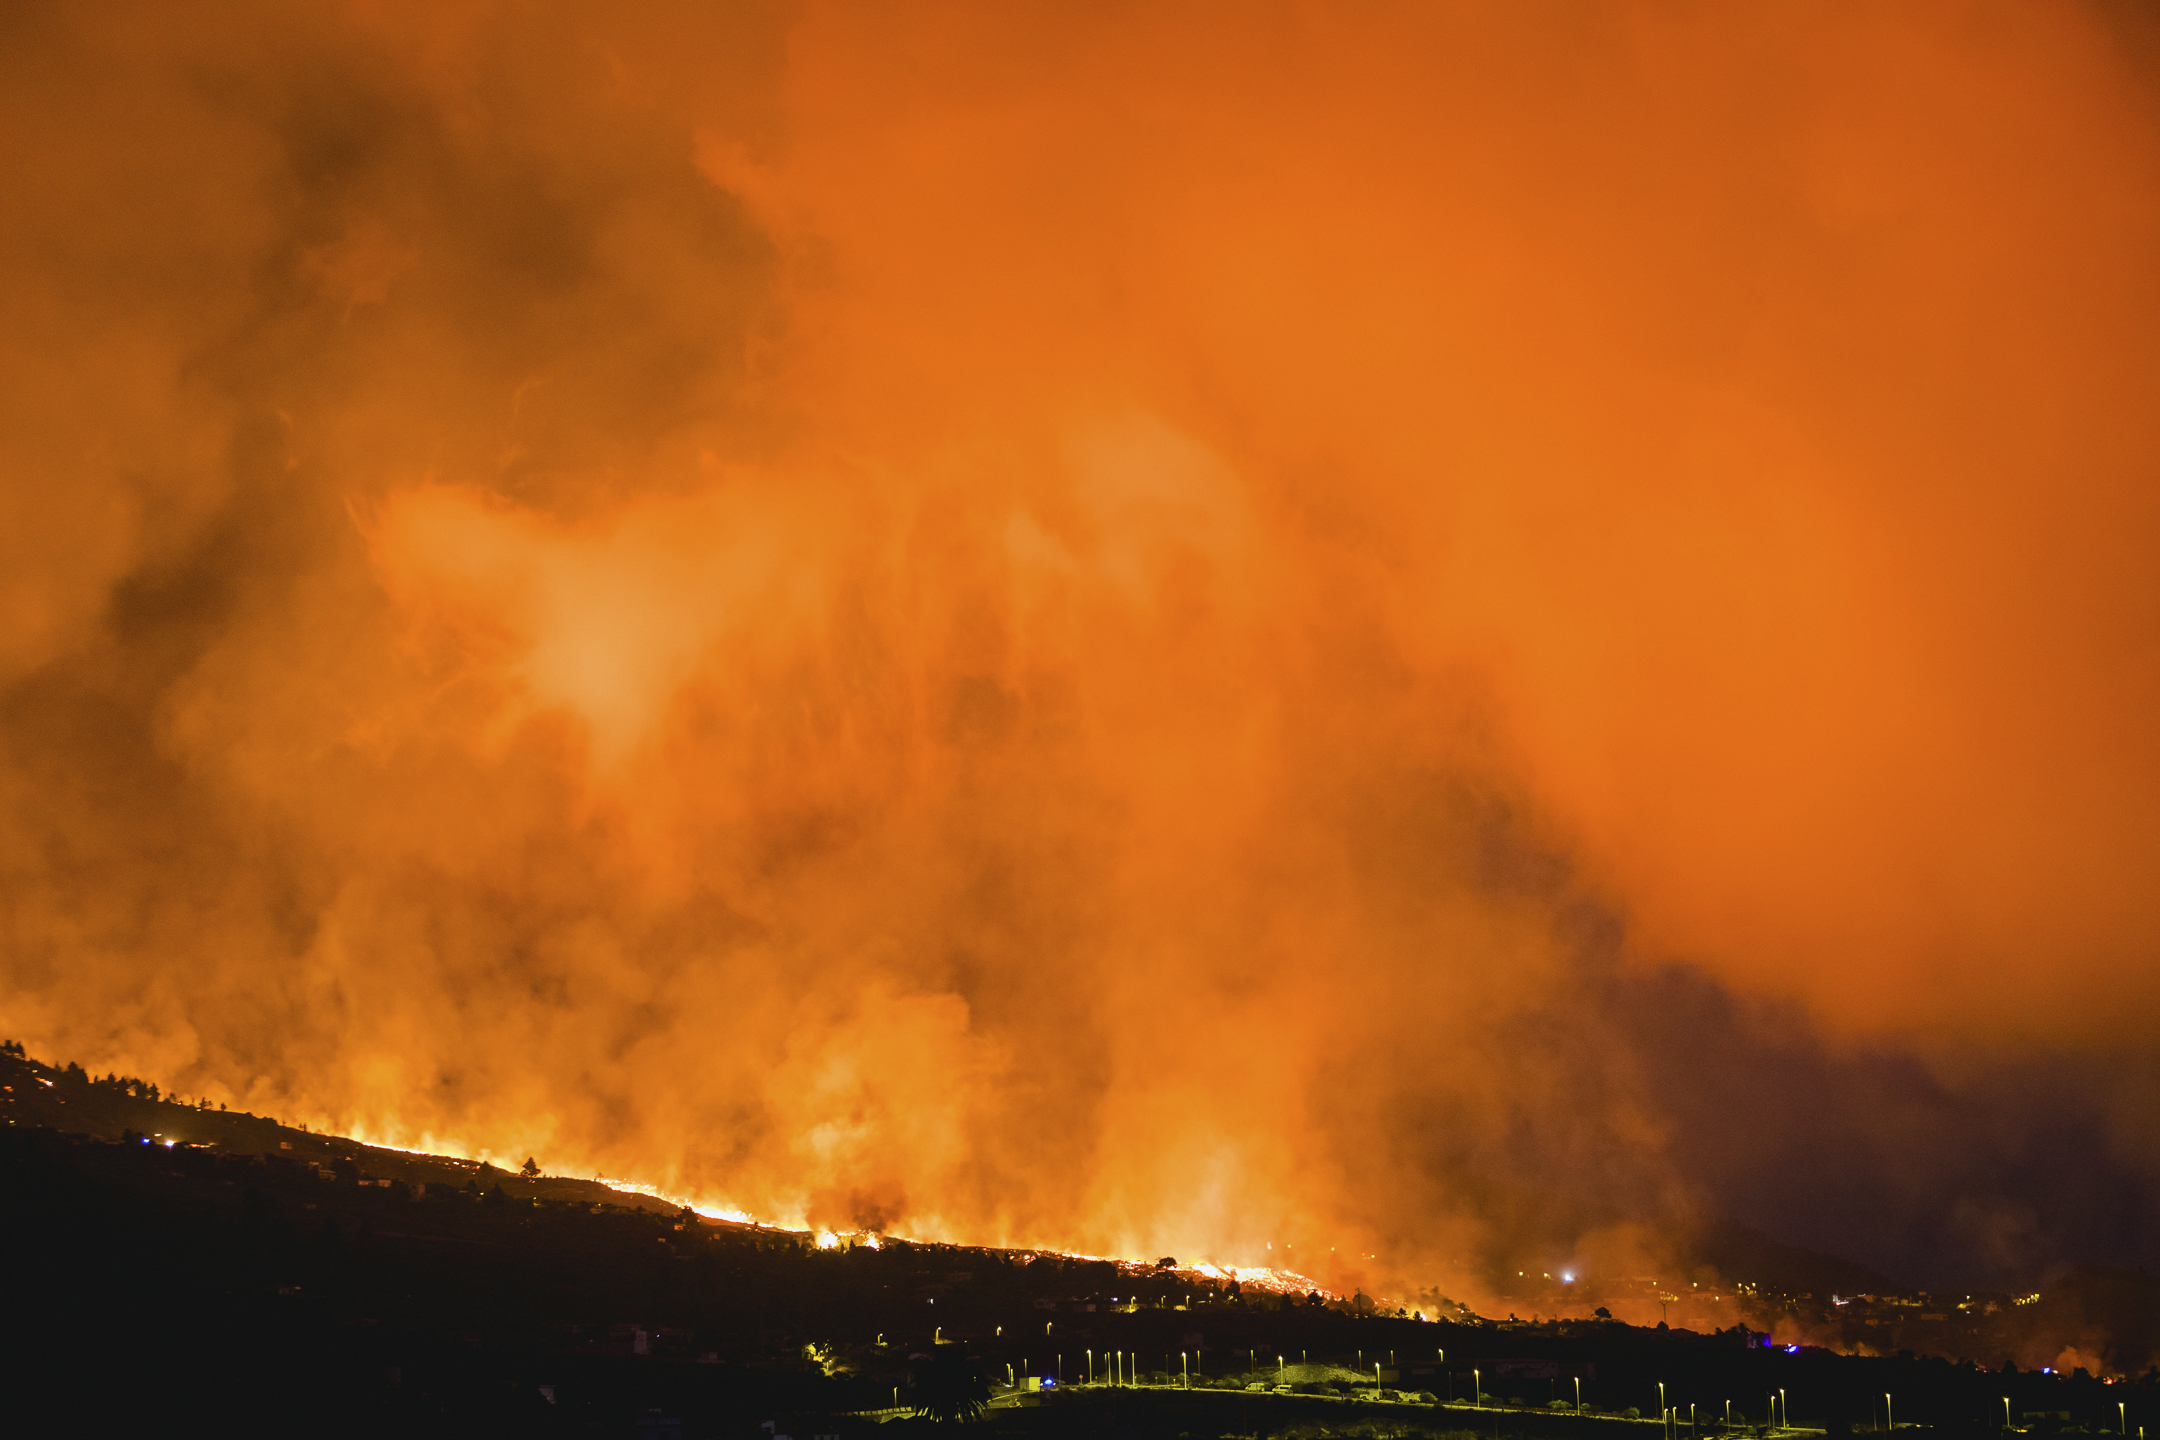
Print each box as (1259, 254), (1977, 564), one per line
(2, 1), (2157, 1308)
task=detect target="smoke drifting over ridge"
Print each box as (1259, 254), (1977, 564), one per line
(3, 1), (2158, 1301)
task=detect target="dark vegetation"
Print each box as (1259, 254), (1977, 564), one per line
(3, 1044), (2154, 1437)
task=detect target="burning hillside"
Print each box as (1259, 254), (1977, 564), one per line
(1, 0), (2157, 1327)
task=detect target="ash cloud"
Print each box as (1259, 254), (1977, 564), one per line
(1, 0), (2157, 1314)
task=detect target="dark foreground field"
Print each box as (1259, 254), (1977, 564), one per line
(2, 1050), (2152, 1437)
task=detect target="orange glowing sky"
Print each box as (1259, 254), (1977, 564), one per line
(2, 1), (2156, 1301)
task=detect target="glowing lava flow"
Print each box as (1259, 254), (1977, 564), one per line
(341, 1115), (1338, 1286)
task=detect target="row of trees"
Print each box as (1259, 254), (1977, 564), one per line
(54, 1059), (225, 1109)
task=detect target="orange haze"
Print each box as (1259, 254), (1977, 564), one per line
(3, 1), (2158, 1303)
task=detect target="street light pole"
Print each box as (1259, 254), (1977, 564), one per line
(1887, 1394), (1895, 1433)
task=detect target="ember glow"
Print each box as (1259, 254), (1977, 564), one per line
(2, 2), (2158, 1305)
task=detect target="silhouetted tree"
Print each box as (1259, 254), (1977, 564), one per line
(911, 1350), (991, 1424)
(521, 1156), (541, 1177)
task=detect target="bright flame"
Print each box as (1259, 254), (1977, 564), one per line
(1, 1), (2156, 1320)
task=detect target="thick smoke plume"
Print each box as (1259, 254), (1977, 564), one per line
(3, 1), (2158, 1308)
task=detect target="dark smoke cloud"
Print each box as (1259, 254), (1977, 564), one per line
(1611, 965), (2160, 1292)
(1, 0), (2156, 1318)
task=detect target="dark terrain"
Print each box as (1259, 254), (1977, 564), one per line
(3, 1044), (2153, 1437)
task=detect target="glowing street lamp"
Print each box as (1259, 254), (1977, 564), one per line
(1887, 1394), (1895, 1433)
(1475, 1369), (1482, 1406)
(1781, 1391), (1788, 1430)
